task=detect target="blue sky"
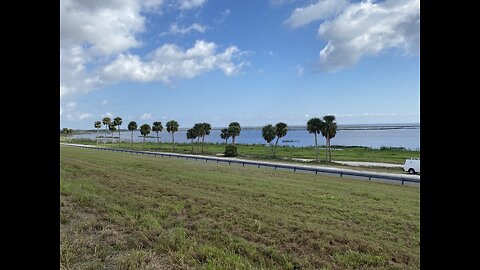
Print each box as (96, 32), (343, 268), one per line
(60, 0), (420, 129)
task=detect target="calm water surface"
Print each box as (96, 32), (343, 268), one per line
(75, 125), (420, 150)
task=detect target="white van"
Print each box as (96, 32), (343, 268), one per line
(403, 158), (420, 174)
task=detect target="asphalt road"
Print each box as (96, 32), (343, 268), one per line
(61, 143), (420, 186)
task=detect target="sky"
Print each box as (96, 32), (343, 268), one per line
(60, 0), (420, 129)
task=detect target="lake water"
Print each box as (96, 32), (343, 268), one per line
(74, 124), (420, 150)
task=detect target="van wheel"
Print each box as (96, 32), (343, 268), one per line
(408, 168), (415, 174)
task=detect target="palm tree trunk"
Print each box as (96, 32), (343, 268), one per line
(201, 136), (205, 153)
(232, 136), (235, 146)
(156, 131), (159, 146)
(315, 133), (318, 163)
(96, 129), (99, 145)
(118, 128), (121, 148)
(225, 138), (228, 144)
(328, 138), (331, 162)
(105, 126), (108, 145)
(172, 133), (175, 151)
(191, 139), (194, 153)
(111, 131), (114, 144)
(325, 135), (329, 162)
(131, 130), (134, 149)
(274, 137), (280, 157)
(197, 137), (200, 152)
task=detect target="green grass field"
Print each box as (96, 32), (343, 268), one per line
(60, 146), (419, 269)
(67, 138), (420, 165)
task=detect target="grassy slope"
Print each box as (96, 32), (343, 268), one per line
(60, 146), (419, 270)
(69, 138), (420, 164)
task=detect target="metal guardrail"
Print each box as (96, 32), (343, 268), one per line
(61, 143), (420, 186)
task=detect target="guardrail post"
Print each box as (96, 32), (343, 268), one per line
(205, 159), (208, 162)
(229, 161), (231, 165)
(195, 157), (197, 161)
(242, 162), (245, 166)
(315, 171), (317, 175)
(369, 176), (371, 181)
(274, 165), (277, 170)
(258, 164), (260, 168)
(294, 167), (296, 172)
(402, 179), (405, 186)
(216, 160), (219, 163)
(340, 172), (343, 177)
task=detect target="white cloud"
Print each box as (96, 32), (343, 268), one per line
(60, 0), (146, 56)
(60, 0), (150, 98)
(285, 0), (348, 29)
(215, 9), (231, 23)
(304, 114), (310, 118)
(60, 0), (246, 99)
(66, 112), (92, 121)
(101, 100), (108, 105)
(163, 23), (207, 35)
(286, 0), (420, 71)
(179, 0), (206, 10)
(103, 112), (113, 118)
(270, 0), (299, 6)
(296, 65), (304, 76)
(102, 40), (245, 83)
(140, 113), (153, 120)
(66, 102), (77, 109)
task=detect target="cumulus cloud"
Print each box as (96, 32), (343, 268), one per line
(179, 0), (206, 10)
(285, 0), (348, 29)
(60, 0), (246, 99)
(60, 0), (146, 56)
(102, 40), (245, 83)
(162, 23), (207, 35)
(101, 100), (108, 105)
(140, 113), (153, 120)
(286, 0), (420, 71)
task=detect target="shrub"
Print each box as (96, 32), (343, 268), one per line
(224, 145), (238, 157)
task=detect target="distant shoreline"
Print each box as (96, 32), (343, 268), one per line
(71, 123), (420, 133)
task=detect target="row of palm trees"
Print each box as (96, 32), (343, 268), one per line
(88, 115), (337, 162)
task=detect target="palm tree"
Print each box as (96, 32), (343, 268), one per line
(273, 122), (288, 158)
(140, 124), (151, 150)
(94, 121), (101, 145)
(321, 115), (337, 162)
(114, 117), (122, 147)
(68, 129), (74, 142)
(166, 120), (179, 151)
(62, 128), (73, 143)
(193, 123), (202, 152)
(197, 122), (211, 153)
(307, 117), (324, 163)
(102, 117), (111, 145)
(186, 128), (197, 153)
(220, 128), (230, 144)
(262, 124), (276, 157)
(108, 123), (116, 144)
(127, 121), (137, 149)
(228, 122), (241, 145)
(152, 121), (163, 147)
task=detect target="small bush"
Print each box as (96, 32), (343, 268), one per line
(224, 145), (238, 157)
